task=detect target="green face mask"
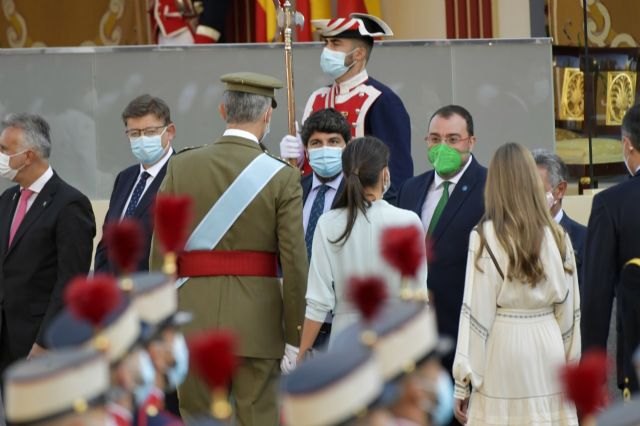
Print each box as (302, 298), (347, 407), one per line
(428, 143), (463, 176)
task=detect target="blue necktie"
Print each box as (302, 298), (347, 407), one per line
(305, 185), (329, 260)
(124, 171), (150, 217)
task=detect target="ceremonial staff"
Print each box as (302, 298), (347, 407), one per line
(274, 0), (304, 166)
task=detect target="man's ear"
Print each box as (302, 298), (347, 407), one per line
(556, 180), (568, 200)
(218, 103), (227, 121)
(265, 107), (273, 123)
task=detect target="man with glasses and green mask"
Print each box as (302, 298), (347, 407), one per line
(94, 94), (176, 274)
(396, 105), (487, 388)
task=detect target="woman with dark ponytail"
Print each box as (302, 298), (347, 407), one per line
(298, 136), (427, 357)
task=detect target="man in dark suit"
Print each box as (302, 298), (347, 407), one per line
(532, 149), (587, 287)
(0, 113), (95, 375)
(396, 105), (487, 376)
(94, 95), (176, 273)
(582, 103), (640, 395)
(297, 108), (351, 349)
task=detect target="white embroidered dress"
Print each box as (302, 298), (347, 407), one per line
(453, 222), (580, 425)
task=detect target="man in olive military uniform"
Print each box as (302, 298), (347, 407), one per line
(150, 72), (308, 425)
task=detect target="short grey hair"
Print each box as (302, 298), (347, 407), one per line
(1, 113), (51, 159)
(531, 148), (569, 188)
(222, 91), (270, 124)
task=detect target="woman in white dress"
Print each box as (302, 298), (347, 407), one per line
(452, 142), (580, 425)
(297, 136), (428, 357)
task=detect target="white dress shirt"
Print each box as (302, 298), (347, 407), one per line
(421, 156), (474, 232)
(121, 147), (172, 218)
(553, 209), (564, 224)
(223, 128), (260, 144)
(302, 173), (344, 233)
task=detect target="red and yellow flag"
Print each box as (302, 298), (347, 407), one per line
(336, 0), (381, 16)
(255, 0), (278, 42)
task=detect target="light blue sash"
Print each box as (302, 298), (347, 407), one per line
(175, 153), (285, 288)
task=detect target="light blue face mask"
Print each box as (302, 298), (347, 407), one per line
(308, 146), (344, 178)
(130, 127), (167, 165)
(165, 333), (189, 391)
(430, 370), (454, 426)
(133, 350), (156, 406)
(320, 47), (356, 80)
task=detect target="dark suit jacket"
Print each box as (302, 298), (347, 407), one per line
(620, 260), (640, 392)
(94, 160), (169, 273)
(396, 157), (487, 371)
(582, 171), (640, 388)
(301, 173), (345, 208)
(0, 172), (95, 362)
(559, 212), (587, 288)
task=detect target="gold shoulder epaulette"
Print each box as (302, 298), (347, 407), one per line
(265, 151), (294, 167)
(177, 145), (204, 155)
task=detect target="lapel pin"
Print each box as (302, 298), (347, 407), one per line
(43, 201), (47, 207)
(462, 185), (468, 192)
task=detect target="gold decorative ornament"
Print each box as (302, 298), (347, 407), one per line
(360, 330), (378, 347)
(2, 0), (28, 47)
(99, 0), (125, 45)
(559, 68), (585, 121)
(73, 398), (88, 413)
(211, 389), (232, 419)
(606, 71), (636, 126)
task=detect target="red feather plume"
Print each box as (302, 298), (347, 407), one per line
(104, 219), (143, 274)
(64, 274), (122, 327)
(560, 349), (609, 417)
(347, 276), (388, 322)
(381, 225), (426, 278)
(188, 329), (239, 390)
(154, 195), (193, 253)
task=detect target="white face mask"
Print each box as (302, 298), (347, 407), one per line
(545, 191), (556, 210)
(382, 169), (391, 195)
(0, 150), (27, 180)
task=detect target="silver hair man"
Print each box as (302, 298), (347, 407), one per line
(1, 113), (52, 159)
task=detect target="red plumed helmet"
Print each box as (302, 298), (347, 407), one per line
(188, 329), (239, 391)
(104, 219), (143, 275)
(381, 225), (425, 278)
(347, 276), (388, 322)
(64, 274), (122, 327)
(154, 195), (193, 253)
(560, 349), (609, 417)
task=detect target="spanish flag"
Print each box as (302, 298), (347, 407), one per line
(255, 0), (278, 42)
(337, 0), (381, 16)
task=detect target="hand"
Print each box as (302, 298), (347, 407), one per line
(279, 132), (304, 163)
(280, 344), (300, 374)
(27, 343), (46, 360)
(454, 398), (469, 425)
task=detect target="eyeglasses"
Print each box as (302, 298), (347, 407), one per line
(125, 125), (167, 139)
(425, 135), (471, 145)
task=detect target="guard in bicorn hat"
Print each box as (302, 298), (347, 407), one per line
(45, 289), (155, 426)
(150, 71), (308, 425)
(278, 13), (413, 202)
(130, 272), (192, 423)
(281, 343), (386, 426)
(331, 300), (454, 426)
(4, 347), (110, 426)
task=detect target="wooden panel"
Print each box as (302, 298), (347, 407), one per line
(0, 0), (152, 47)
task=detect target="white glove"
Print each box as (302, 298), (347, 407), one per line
(280, 344), (299, 374)
(279, 134), (304, 163)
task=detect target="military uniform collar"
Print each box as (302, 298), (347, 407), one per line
(334, 69), (369, 95)
(223, 128), (260, 144)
